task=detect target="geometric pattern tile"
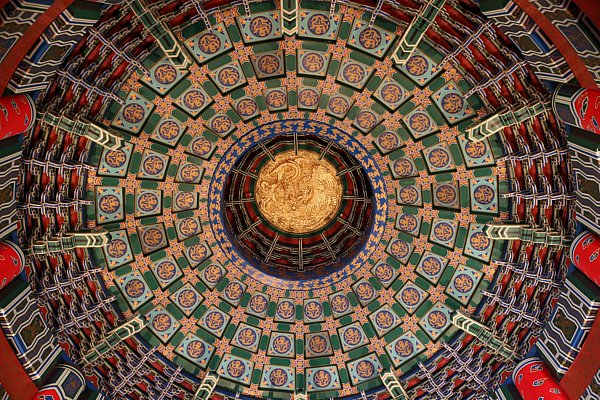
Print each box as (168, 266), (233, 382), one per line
(463, 223), (494, 262)
(432, 181), (460, 210)
(134, 188), (162, 218)
(275, 298), (297, 323)
(371, 261), (398, 288)
(184, 23), (233, 64)
(136, 149), (170, 180)
(116, 270), (153, 310)
(217, 354), (254, 386)
(396, 281), (429, 315)
(98, 142), (133, 177)
(432, 81), (475, 124)
(237, 11), (282, 44)
(337, 57), (373, 90)
(137, 223), (168, 255)
(174, 216), (202, 241)
(150, 117), (187, 147)
(305, 331), (333, 358)
(346, 353), (383, 385)
(303, 299), (325, 323)
(206, 113), (235, 138)
(246, 292), (270, 318)
(96, 186), (124, 224)
(347, 19), (396, 58)
(423, 141), (456, 173)
(210, 60), (247, 93)
(169, 283), (203, 316)
(251, 50), (286, 79)
(328, 292), (352, 319)
(457, 135), (495, 168)
(141, 58), (184, 95)
(260, 365), (295, 391)
(386, 238), (415, 264)
(199, 262), (226, 290)
(368, 305), (400, 337)
(145, 305), (181, 343)
(374, 130), (404, 155)
(397, 184), (423, 207)
(395, 213), (422, 237)
(429, 218), (459, 249)
(151, 255), (183, 289)
(297, 49), (330, 78)
(103, 229), (134, 269)
(373, 76), (411, 111)
(267, 332), (295, 358)
(264, 87), (288, 112)
(230, 323), (262, 353)
(175, 333), (215, 368)
(403, 106), (439, 140)
(352, 279), (379, 306)
(184, 240), (211, 267)
(175, 162), (204, 184)
(389, 157), (419, 179)
(306, 366), (342, 392)
(386, 331), (426, 367)
(399, 49), (440, 86)
(111, 91), (154, 134)
(445, 264), (483, 305)
(198, 306), (230, 338)
(233, 96), (260, 121)
(415, 251), (449, 285)
(220, 279), (247, 307)
(298, 10), (341, 41)
(419, 302), (453, 340)
(338, 322), (369, 352)
(470, 176), (499, 214)
(175, 85), (213, 117)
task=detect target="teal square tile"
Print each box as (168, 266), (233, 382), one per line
(399, 49), (440, 86)
(446, 264), (483, 305)
(146, 305), (180, 343)
(396, 281), (429, 314)
(464, 223), (494, 262)
(374, 130), (404, 155)
(297, 49), (330, 77)
(237, 11), (282, 44)
(141, 58), (184, 95)
(186, 135), (216, 159)
(260, 365), (295, 391)
(306, 366), (341, 392)
(267, 332), (295, 358)
(298, 10), (341, 40)
(403, 106), (439, 140)
(231, 323), (262, 353)
(275, 298), (297, 322)
(386, 238), (414, 264)
(206, 113), (235, 138)
(373, 77), (411, 111)
(431, 80), (475, 124)
(97, 142), (133, 177)
(352, 278), (379, 306)
(134, 188), (162, 218)
(137, 223), (168, 255)
(347, 354), (383, 385)
(175, 162), (204, 184)
(111, 92), (154, 135)
(175, 85), (212, 117)
(233, 96), (260, 121)
(251, 50), (285, 79)
(469, 176), (498, 214)
(389, 157), (418, 179)
(136, 149), (169, 180)
(419, 302), (453, 340)
(369, 305), (400, 337)
(429, 218), (459, 249)
(303, 299), (325, 323)
(432, 181), (460, 210)
(217, 354), (254, 385)
(423, 141), (456, 173)
(150, 117), (186, 147)
(199, 262), (226, 290)
(172, 191), (198, 212)
(198, 306), (230, 338)
(371, 261), (397, 288)
(297, 86), (321, 110)
(415, 251), (448, 284)
(170, 283), (203, 316)
(457, 135), (495, 168)
(328, 292), (352, 318)
(220, 279), (247, 306)
(103, 229), (134, 269)
(347, 19), (396, 58)
(264, 87), (288, 112)
(184, 23), (233, 64)
(246, 292), (270, 318)
(185, 240), (211, 267)
(336, 57), (373, 90)
(353, 109), (380, 133)
(150, 255), (183, 288)
(174, 216), (202, 241)
(397, 184), (422, 206)
(209, 61), (247, 93)
(326, 93), (354, 118)
(385, 331), (425, 367)
(395, 213), (422, 236)
(116, 270), (153, 310)
(96, 186), (124, 224)
(305, 331), (333, 358)
(175, 333), (215, 368)
(338, 322), (369, 352)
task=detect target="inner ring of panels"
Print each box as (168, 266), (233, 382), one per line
(87, 1), (507, 398)
(221, 127), (375, 281)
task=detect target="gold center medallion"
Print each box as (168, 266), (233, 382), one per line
(255, 150), (343, 234)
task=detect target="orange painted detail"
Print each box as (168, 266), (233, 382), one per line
(513, 0), (597, 89)
(560, 314), (600, 399)
(0, 327), (38, 399)
(0, 0), (75, 95)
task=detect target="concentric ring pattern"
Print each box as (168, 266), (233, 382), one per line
(23, 1), (572, 399)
